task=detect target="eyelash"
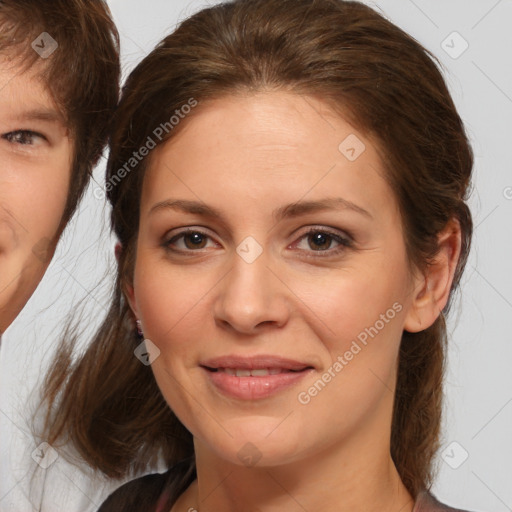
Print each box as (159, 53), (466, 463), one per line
(163, 227), (354, 258)
(2, 130), (46, 146)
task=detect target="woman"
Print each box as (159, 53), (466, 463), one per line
(41, 0), (478, 510)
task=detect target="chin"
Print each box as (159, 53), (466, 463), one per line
(200, 426), (304, 469)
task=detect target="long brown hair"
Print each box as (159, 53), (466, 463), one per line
(40, 0), (473, 499)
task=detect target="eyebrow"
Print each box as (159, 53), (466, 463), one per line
(149, 197), (373, 222)
(14, 108), (63, 124)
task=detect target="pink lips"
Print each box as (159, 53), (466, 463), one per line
(200, 355), (314, 400)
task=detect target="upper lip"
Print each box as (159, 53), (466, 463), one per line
(200, 355), (313, 371)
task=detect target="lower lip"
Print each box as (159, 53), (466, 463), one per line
(202, 367), (313, 400)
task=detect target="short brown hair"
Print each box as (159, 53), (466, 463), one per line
(0, 0), (120, 225)
(41, 0), (473, 500)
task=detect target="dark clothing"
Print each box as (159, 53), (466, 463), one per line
(98, 457), (196, 512)
(414, 490), (478, 512)
(98, 458), (478, 512)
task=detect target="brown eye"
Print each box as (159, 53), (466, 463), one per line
(2, 130), (45, 146)
(164, 229), (216, 253)
(307, 232), (333, 251)
(294, 228), (353, 257)
(182, 232), (208, 250)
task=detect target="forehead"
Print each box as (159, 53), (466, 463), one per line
(0, 55), (66, 126)
(149, 91), (384, 175)
(143, 91), (395, 222)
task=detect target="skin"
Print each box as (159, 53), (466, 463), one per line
(0, 56), (72, 334)
(126, 91), (461, 512)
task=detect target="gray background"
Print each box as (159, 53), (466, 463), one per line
(1, 0), (511, 510)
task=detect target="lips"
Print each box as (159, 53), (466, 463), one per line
(200, 355), (314, 400)
(214, 368), (297, 377)
(201, 355), (313, 372)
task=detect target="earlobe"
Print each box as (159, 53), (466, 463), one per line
(124, 281), (138, 318)
(403, 218), (461, 333)
(116, 242), (139, 318)
(115, 242), (123, 262)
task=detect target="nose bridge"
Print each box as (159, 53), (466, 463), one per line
(213, 237), (289, 332)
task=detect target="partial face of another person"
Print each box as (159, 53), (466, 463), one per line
(0, 57), (72, 333)
(128, 91), (426, 468)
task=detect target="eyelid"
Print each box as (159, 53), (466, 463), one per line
(163, 225), (354, 256)
(1, 129), (48, 145)
(290, 226), (353, 257)
(164, 227), (219, 250)
(294, 225), (353, 243)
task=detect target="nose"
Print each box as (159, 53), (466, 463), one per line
(212, 248), (291, 335)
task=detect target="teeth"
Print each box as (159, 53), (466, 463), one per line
(251, 369), (271, 376)
(218, 368), (294, 376)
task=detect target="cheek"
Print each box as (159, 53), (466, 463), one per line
(25, 182), (66, 235)
(291, 276), (405, 438)
(133, 257), (210, 423)
(12, 155), (71, 245)
(133, 253), (207, 356)
(294, 263), (406, 349)
(288, 263), (408, 416)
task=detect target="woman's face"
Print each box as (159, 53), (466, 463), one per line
(129, 91), (421, 467)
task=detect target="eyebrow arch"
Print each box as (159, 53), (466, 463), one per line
(15, 109), (63, 124)
(149, 197), (373, 221)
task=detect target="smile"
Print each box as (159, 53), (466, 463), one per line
(201, 366), (314, 401)
(208, 367), (305, 377)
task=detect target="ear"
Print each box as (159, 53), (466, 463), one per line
(403, 218), (462, 333)
(115, 242), (123, 262)
(115, 242), (139, 318)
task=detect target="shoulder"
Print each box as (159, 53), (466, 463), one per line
(415, 490), (482, 512)
(97, 458), (196, 512)
(97, 471), (170, 511)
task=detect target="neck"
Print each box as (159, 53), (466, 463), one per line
(171, 365), (415, 512)
(172, 432), (414, 512)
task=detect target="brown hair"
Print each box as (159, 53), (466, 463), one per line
(0, 0), (120, 226)
(41, 0), (473, 499)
